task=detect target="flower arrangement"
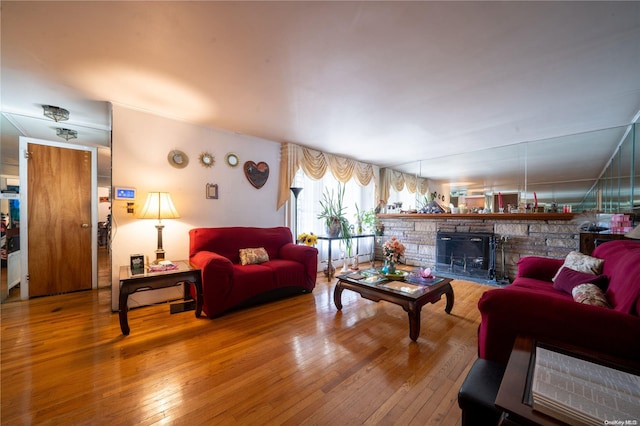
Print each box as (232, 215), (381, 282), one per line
(382, 236), (405, 263)
(297, 232), (318, 247)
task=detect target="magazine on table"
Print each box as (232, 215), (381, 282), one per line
(379, 281), (423, 294)
(345, 270), (385, 284)
(148, 260), (178, 272)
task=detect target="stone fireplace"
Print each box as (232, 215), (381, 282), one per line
(436, 231), (497, 280)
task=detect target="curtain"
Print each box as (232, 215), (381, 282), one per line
(379, 167), (430, 204)
(278, 143), (376, 209)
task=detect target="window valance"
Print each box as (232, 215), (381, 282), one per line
(379, 168), (429, 204)
(277, 143), (376, 209)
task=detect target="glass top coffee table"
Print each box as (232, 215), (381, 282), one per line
(334, 269), (454, 341)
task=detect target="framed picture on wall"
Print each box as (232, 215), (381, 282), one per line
(206, 183), (218, 199)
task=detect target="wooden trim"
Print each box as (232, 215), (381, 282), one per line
(378, 213), (575, 221)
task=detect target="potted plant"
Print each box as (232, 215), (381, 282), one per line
(362, 208), (379, 234)
(354, 205), (381, 234)
(317, 184), (352, 250)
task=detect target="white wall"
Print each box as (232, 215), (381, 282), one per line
(110, 105), (286, 310)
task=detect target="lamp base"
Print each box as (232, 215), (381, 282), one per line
(154, 249), (166, 264)
(153, 222), (166, 264)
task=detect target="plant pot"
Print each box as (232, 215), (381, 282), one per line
(327, 217), (341, 237)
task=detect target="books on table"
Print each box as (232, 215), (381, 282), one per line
(531, 346), (640, 426)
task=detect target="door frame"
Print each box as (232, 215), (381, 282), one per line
(19, 137), (98, 300)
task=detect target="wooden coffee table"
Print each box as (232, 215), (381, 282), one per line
(334, 269), (454, 341)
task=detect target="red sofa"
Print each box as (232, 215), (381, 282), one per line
(477, 239), (640, 365)
(189, 227), (318, 317)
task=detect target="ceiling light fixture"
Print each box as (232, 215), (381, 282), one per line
(43, 105), (70, 122)
(56, 128), (78, 141)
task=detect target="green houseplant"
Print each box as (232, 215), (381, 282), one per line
(360, 208), (378, 234)
(318, 184), (352, 251)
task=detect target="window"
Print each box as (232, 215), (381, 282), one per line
(293, 170), (376, 266)
(294, 170), (375, 236)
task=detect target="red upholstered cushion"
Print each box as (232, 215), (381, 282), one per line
(516, 256), (564, 282)
(189, 227), (293, 262)
(593, 240), (640, 314)
(552, 267), (608, 294)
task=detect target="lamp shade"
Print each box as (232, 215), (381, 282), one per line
(625, 224), (640, 239)
(138, 192), (180, 220)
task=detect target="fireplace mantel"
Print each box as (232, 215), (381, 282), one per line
(375, 212), (580, 282)
(378, 213), (575, 221)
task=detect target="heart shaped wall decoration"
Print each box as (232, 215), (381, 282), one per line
(244, 161), (270, 189)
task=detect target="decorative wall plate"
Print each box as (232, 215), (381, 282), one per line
(168, 150), (189, 168)
(199, 152), (215, 167)
(244, 161), (269, 189)
(225, 152), (239, 167)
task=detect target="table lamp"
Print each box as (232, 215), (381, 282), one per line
(139, 192), (180, 263)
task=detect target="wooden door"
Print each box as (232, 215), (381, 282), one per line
(27, 143), (92, 297)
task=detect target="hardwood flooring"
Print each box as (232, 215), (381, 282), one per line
(1, 246), (111, 304)
(1, 272), (488, 425)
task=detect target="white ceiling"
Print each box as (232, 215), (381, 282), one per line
(2, 1), (639, 202)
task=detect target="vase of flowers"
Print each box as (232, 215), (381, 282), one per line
(382, 236), (405, 274)
(297, 232), (318, 246)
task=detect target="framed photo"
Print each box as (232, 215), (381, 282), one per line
(130, 254), (145, 275)
(206, 183), (218, 199)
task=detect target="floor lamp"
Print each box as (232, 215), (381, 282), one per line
(290, 187), (303, 240)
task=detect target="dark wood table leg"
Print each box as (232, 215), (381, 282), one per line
(444, 284), (454, 313)
(406, 302), (421, 341)
(334, 281), (344, 310)
(119, 283), (130, 335)
(193, 277), (203, 318)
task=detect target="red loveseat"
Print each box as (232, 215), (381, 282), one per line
(189, 227), (318, 318)
(477, 239), (640, 365)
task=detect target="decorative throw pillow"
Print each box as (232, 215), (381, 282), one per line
(572, 283), (610, 308)
(552, 251), (604, 281)
(239, 247), (269, 265)
(552, 267), (609, 294)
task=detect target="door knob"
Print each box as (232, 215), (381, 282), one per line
(81, 223), (90, 228)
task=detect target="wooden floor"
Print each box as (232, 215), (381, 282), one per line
(1, 246), (112, 304)
(1, 271), (489, 425)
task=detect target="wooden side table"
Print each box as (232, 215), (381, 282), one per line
(495, 336), (640, 425)
(579, 231), (627, 256)
(118, 260), (203, 335)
